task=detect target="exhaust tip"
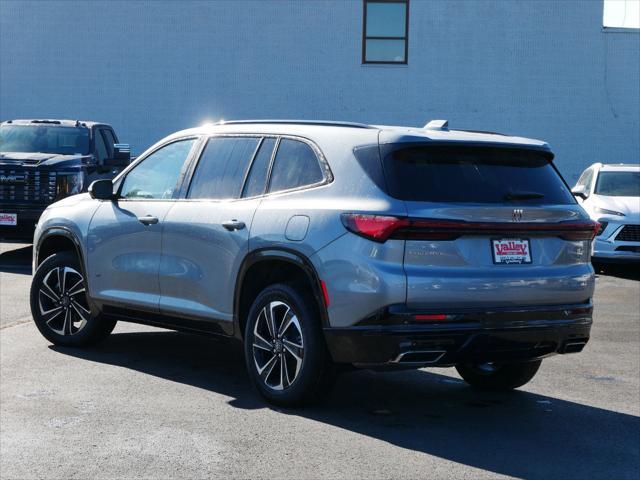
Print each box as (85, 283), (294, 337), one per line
(392, 350), (446, 364)
(561, 340), (588, 354)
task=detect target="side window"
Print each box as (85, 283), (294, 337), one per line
(188, 136), (260, 199)
(577, 169), (594, 190)
(242, 138), (276, 198)
(94, 129), (108, 164)
(102, 129), (117, 158)
(120, 139), (196, 199)
(268, 139), (324, 193)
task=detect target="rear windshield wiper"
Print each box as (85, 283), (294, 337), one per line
(504, 191), (545, 201)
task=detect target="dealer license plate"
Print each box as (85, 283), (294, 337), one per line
(492, 238), (531, 264)
(0, 213), (17, 226)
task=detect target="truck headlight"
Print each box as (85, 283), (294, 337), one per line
(594, 207), (625, 217)
(56, 171), (84, 198)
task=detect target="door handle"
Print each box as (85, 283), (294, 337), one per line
(222, 219), (246, 231)
(138, 215), (159, 225)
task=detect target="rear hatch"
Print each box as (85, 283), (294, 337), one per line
(380, 143), (597, 309)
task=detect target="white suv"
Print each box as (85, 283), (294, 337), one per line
(572, 163), (640, 263)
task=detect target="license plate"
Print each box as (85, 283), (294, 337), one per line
(0, 213), (17, 226)
(492, 238), (531, 264)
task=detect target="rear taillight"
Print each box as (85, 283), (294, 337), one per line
(340, 214), (409, 242)
(341, 214), (600, 243)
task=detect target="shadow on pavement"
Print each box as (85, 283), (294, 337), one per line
(52, 330), (639, 480)
(593, 262), (640, 281)
(0, 244), (32, 275)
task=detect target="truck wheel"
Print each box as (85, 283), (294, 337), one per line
(455, 360), (542, 391)
(244, 283), (335, 407)
(30, 251), (116, 347)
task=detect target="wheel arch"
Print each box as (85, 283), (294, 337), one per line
(234, 248), (329, 340)
(35, 227), (89, 288)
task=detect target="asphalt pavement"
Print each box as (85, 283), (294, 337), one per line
(1, 242), (639, 479)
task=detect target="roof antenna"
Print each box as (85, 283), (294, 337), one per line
(424, 119), (449, 131)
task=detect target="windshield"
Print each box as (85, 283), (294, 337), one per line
(379, 144), (575, 204)
(595, 171), (640, 196)
(0, 125), (90, 155)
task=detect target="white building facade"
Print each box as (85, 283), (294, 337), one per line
(1, 0), (638, 181)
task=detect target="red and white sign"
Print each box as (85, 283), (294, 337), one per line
(0, 213), (17, 226)
(492, 238), (531, 264)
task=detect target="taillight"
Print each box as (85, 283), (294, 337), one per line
(342, 214), (600, 243)
(341, 214), (409, 242)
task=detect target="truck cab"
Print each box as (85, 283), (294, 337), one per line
(0, 119), (131, 240)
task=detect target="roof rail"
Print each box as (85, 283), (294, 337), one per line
(214, 119), (376, 129)
(31, 119), (61, 125)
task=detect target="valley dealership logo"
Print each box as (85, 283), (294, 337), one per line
(512, 209), (523, 222)
(0, 174), (26, 184)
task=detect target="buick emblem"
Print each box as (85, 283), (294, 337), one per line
(512, 209), (523, 222)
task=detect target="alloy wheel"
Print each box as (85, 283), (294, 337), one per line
(252, 300), (304, 391)
(38, 266), (90, 336)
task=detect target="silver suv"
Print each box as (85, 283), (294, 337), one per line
(30, 120), (598, 406)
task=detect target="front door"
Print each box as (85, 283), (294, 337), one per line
(86, 137), (199, 312)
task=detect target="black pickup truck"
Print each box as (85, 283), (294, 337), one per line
(0, 119), (131, 240)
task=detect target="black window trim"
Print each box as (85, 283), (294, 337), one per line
(362, 0), (409, 65)
(178, 133), (333, 202)
(115, 135), (202, 202)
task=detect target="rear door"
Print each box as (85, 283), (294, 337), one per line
(379, 144), (596, 308)
(86, 137), (198, 311)
(158, 135), (274, 334)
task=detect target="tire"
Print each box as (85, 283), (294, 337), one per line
(30, 251), (116, 347)
(244, 283), (335, 407)
(455, 360), (542, 391)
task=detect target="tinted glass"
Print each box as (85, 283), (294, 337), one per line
(95, 130), (108, 162)
(242, 138), (276, 198)
(380, 145), (575, 204)
(366, 2), (406, 37)
(102, 129), (117, 157)
(0, 125), (90, 155)
(120, 139), (195, 199)
(268, 139), (324, 193)
(595, 171), (640, 196)
(189, 137), (260, 199)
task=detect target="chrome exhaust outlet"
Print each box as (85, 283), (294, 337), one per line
(392, 350), (446, 365)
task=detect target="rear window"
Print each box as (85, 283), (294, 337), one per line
(380, 145), (575, 204)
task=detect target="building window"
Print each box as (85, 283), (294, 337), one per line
(362, 0), (409, 64)
(603, 0), (640, 29)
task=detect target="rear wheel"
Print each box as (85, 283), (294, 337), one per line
(244, 283), (334, 407)
(30, 251), (116, 346)
(455, 360), (542, 391)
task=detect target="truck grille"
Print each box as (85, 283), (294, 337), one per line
(616, 225), (640, 242)
(0, 168), (57, 204)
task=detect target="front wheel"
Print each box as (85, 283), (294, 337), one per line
(244, 283), (334, 407)
(455, 360), (542, 391)
(30, 251), (116, 347)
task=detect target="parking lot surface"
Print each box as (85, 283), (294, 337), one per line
(1, 242), (639, 479)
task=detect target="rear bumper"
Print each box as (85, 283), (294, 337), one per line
(0, 205), (45, 240)
(324, 303), (593, 367)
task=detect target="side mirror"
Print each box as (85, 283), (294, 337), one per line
(89, 179), (115, 200)
(571, 185), (588, 200)
(106, 143), (131, 168)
